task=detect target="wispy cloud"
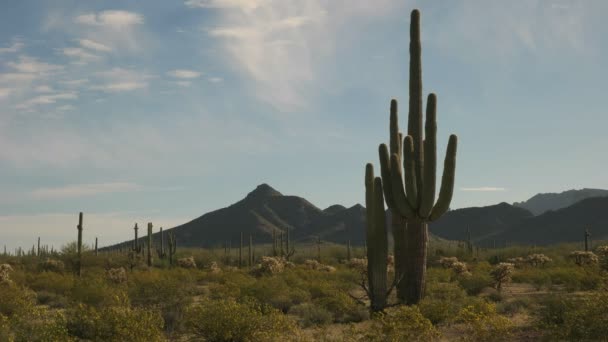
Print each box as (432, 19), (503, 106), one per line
(91, 67), (152, 92)
(61, 47), (101, 63)
(75, 10), (143, 28)
(167, 69), (201, 79)
(16, 92), (78, 110)
(460, 187), (507, 192)
(79, 39), (112, 52)
(0, 41), (24, 54)
(30, 182), (142, 200)
(8, 55), (63, 73)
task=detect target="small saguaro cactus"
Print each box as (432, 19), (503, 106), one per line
(347, 240), (352, 261)
(37, 237), (41, 257)
(133, 223), (142, 254)
(147, 223), (153, 267)
(584, 229), (591, 252)
(157, 227), (166, 259)
(373, 9), (458, 305)
(239, 232), (244, 268)
(365, 164), (389, 312)
(466, 228), (473, 254)
(249, 234), (253, 267)
(317, 236), (322, 263)
(95, 237), (98, 256)
(168, 231), (177, 266)
(77, 212), (83, 277)
(283, 229), (295, 260)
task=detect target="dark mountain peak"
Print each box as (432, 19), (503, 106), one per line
(513, 188), (608, 215)
(245, 183), (282, 200)
(348, 204), (365, 211)
(324, 204), (347, 214)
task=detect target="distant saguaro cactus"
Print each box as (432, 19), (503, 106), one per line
(77, 212), (83, 277)
(585, 229), (591, 251)
(147, 223), (153, 267)
(365, 164), (388, 312)
(168, 231), (177, 266)
(95, 237), (98, 256)
(373, 9), (458, 305)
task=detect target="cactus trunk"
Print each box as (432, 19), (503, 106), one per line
(365, 165), (388, 312)
(402, 221), (428, 304)
(77, 212), (83, 277)
(95, 237), (98, 256)
(147, 223), (153, 267)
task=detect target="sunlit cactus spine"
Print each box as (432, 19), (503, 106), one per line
(375, 9), (458, 304)
(365, 164), (388, 312)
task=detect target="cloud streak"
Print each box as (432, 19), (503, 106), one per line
(30, 182), (142, 199)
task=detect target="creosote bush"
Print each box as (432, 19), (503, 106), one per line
(366, 305), (440, 342)
(455, 302), (513, 341)
(185, 298), (298, 342)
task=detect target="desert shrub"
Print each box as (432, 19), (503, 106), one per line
(250, 256), (287, 276)
(38, 258), (65, 273)
(536, 292), (608, 340)
(546, 267), (603, 291)
(490, 263), (514, 291)
(313, 290), (368, 323)
(9, 306), (72, 342)
(526, 254), (552, 267)
(106, 267), (127, 284)
(496, 297), (532, 316)
(26, 271), (74, 296)
(418, 281), (478, 324)
(457, 271), (493, 295)
(177, 256), (197, 269)
(0, 283), (36, 317)
(366, 305), (440, 342)
(511, 267), (551, 290)
(184, 298), (298, 342)
(66, 303), (164, 341)
(0, 264), (13, 284)
(455, 302), (513, 341)
(241, 275), (310, 312)
(0, 314), (9, 341)
(569, 251), (599, 266)
(288, 303), (333, 327)
(71, 274), (126, 307)
(304, 259), (336, 272)
(36, 290), (70, 309)
(596, 245), (608, 271)
(426, 267), (453, 283)
(128, 270), (194, 333)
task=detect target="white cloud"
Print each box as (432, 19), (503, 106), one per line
(91, 68), (152, 92)
(185, 0), (267, 11)
(35, 85), (54, 93)
(460, 187), (507, 192)
(174, 80), (192, 87)
(167, 69), (201, 79)
(7, 55), (63, 73)
(0, 88), (11, 99)
(16, 92), (78, 109)
(60, 79), (89, 87)
(75, 10), (143, 28)
(30, 182), (142, 200)
(0, 41), (24, 54)
(79, 39), (112, 52)
(61, 47), (101, 63)
(208, 77), (223, 83)
(197, 0), (406, 111)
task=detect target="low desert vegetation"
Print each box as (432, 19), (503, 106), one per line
(0, 239), (607, 341)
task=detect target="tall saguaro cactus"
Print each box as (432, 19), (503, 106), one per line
(584, 229), (591, 251)
(376, 9), (458, 305)
(77, 212), (83, 277)
(365, 164), (388, 312)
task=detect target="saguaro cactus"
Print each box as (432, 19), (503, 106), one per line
(147, 223), (153, 267)
(133, 223), (141, 253)
(77, 212), (83, 277)
(365, 164), (388, 311)
(248, 235), (253, 267)
(168, 231), (177, 266)
(95, 237), (98, 256)
(239, 232), (243, 268)
(585, 229), (591, 251)
(375, 9), (458, 304)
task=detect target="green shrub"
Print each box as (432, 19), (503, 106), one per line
(366, 305), (440, 342)
(455, 302), (513, 341)
(0, 284), (35, 317)
(241, 276), (310, 312)
(184, 298), (298, 342)
(419, 282), (481, 324)
(66, 303), (164, 341)
(9, 306), (72, 342)
(128, 270), (194, 333)
(70, 274), (126, 307)
(27, 271), (74, 296)
(313, 290), (368, 323)
(536, 292), (608, 340)
(288, 303), (333, 327)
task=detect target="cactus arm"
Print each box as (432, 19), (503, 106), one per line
(408, 9), (424, 198)
(390, 153), (416, 218)
(389, 100), (400, 157)
(430, 134), (457, 221)
(402, 135), (418, 209)
(378, 144), (397, 210)
(419, 93), (437, 218)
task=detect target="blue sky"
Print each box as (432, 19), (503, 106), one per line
(1, 0), (607, 250)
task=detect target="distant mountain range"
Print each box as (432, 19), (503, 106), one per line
(108, 185), (608, 249)
(513, 188), (608, 215)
